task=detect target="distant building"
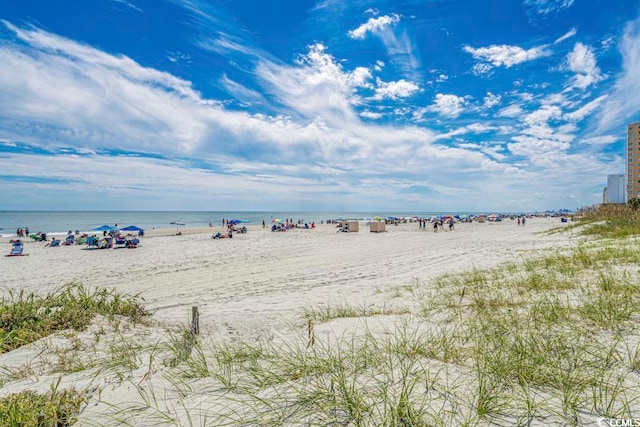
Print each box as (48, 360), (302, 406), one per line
(628, 122), (640, 200)
(607, 174), (625, 204)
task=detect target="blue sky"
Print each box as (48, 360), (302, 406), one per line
(1, 0), (639, 212)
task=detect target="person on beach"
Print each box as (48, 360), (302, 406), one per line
(433, 221), (438, 232)
(262, 219), (266, 228)
(522, 217), (526, 226)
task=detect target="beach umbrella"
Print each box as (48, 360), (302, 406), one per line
(170, 221), (185, 233)
(372, 216), (383, 221)
(121, 225), (144, 232)
(91, 225), (115, 232)
(272, 218), (281, 223)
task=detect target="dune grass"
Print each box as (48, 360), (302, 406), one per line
(0, 380), (86, 427)
(574, 203), (640, 238)
(0, 283), (150, 354)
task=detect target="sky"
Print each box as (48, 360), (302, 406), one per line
(0, 0), (639, 212)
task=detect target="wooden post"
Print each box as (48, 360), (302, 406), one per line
(191, 306), (200, 335)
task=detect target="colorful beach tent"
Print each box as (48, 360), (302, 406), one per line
(91, 225), (115, 232)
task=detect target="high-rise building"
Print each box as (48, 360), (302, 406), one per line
(607, 174), (625, 203)
(628, 122), (640, 200)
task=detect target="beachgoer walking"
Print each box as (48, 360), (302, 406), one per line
(433, 221), (438, 232)
(522, 217), (526, 226)
(517, 218), (521, 226)
(25, 227), (29, 237)
(262, 219), (266, 228)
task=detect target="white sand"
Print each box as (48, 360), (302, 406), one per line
(1, 218), (576, 336)
(0, 217), (585, 425)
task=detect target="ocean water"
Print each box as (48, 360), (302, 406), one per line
(0, 210), (483, 237)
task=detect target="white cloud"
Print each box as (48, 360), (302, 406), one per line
(508, 135), (570, 157)
(254, 43), (377, 126)
(554, 28), (577, 44)
(463, 43), (549, 68)
(471, 63), (493, 76)
(598, 18), (640, 132)
(110, 0), (143, 13)
(564, 95), (607, 122)
(601, 36), (614, 50)
(435, 74), (448, 82)
(428, 94), (466, 118)
(360, 110), (383, 120)
(373, 78), (420, 100)
(523, 105), (562, 126)
(581, 135), (618, 145)
(563, 43), (604, 90)
(348, 13), (421, 81)
(524, 0), (575, 15)
(483, 92), (501, 109)
(498, 104), (524, 118)
(348, 14), (400, 40)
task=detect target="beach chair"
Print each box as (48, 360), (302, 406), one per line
(115, 236), (127, 248)
(86, 235), (98, 248)
(5, 240), (27, 257)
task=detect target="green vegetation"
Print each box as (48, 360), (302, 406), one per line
(575, 203), (640, 238)
(0, 283), (149, 353)
(0, 381), (86, 427)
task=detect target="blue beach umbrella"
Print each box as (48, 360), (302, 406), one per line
(91, 225), (115, 232)
(121, 225), (144, 232)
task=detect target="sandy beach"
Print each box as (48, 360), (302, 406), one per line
(2, 217), (602, 426)
(1, 218), (575, 336)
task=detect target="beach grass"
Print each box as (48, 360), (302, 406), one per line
(574, 203), (640, 238)
(0, 283), (150, 353)
(0, 379), (86, 427)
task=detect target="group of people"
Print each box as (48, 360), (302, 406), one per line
(431, 218), (455, 232)
(15, 227), (30, 238)
(517, 217), (527, 226)
(271, 221), (315, 232)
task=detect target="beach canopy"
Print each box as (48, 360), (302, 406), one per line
(229, 219), (249, 225)
(121, 225), (144, 232)
(91, 225), (115, 232)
